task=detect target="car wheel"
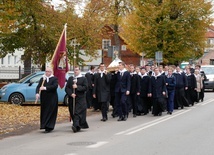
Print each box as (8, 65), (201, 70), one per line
(9, 93), (24, 105)
(63, 94), (69, 106)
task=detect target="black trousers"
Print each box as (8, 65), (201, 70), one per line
(174, 87), (189, 109)
(129, 93), (137, 115)
(100, 102), (108, 119)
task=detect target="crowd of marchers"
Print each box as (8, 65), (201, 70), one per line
(85, 63), (206, 122)
(35, 63), (206, 133)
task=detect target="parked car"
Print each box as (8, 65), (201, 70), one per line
(201, 65), (214, 91)
(0, 71), (87, 105)
(180, 62), (189, 69)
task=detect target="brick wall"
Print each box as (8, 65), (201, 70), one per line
(198, 50), (214, 65)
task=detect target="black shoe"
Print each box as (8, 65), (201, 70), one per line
(117, 117), (123, 121)
(45, 128), (53, 133)
(167, 111), (172, 115)
(201, 99), (203, 102)
(158, 112), (162, 116)
(76, 126), (81, 132)
(72, 126), (77, 133)
(123, 115), (127, 121)
(101, 118), (107, 122)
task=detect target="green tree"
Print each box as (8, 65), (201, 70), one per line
(0, 0), (69, 69)
(121, 0), (213, 64)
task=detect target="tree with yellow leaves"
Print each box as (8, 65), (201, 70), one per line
(121, 0), (213, 64)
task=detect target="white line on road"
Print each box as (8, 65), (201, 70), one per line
(201, 98), (214, 106)
(125, 109), (191, 135)
(115, 110), (189, 135)
(115, 110), (188, 136)
(86, 141), (109, 148)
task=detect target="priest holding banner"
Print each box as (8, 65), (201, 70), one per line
(65, 66), (89, 133)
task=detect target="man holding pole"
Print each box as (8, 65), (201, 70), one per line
(35, 67), (58, 133)
(65, 66), (89, 133)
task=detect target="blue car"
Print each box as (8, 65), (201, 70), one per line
(0, 71), (75, 105)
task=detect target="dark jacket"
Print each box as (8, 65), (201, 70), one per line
(85, 72), (94, 89)
(165, 75), (176, 92)
(130, 73), (141, 94)
(149, 75), (166, 98)
(93, 72), (112, 102)
(115, 71), (131, 93)
(140, 74), (150, 97)
(186, 73), (196, 89)
(173, 72), (188, 89)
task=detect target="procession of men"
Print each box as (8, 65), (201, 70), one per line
(36, 62), (206, 133)
(82, 62), (206, 124)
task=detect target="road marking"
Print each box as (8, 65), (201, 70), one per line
(125, 110), (191, 135)
(115, 110), (188, 136)
(201, 98), (214, 106)
(86, 141), (109, 148)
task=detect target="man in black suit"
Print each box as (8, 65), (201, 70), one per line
(129, 64), (140, 117)
(85, 66), (95, 109)
(93, 63), (112, 121)
(115, 62), (131, 121)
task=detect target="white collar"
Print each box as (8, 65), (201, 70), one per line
(74, 73), (83, 78)
(141, 73), (148, 78)
(119, 68), (127, 73)
(153, 73), (161, 78)
(130, 71), (137, 75)
(88, 70), (94, 74)
(43, 74), (54, 82)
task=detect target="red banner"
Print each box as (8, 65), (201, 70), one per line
(51, 25), (69, 88)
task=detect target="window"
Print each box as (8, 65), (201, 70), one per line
(1, 58), (3, 64)
(102, 39), (111, 50)
(210, 59), (214, 65)
(113, 45), (119, 52)
(121, 45), (126, 51)
(8, 55), (11, 64)
(14, 56), (17, 64)
(207, 39), (214, 45)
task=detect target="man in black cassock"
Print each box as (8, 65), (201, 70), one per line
(85, 65), (95, 109)
(129, 64), (140, 117)
(36, 67), (58, 133)
(139, 67), (151, 115)
(65, 66), (89, 133)
(93, 63), (111, 121)
(149, 67), (167, 116)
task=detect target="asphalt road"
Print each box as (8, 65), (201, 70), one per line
(1, 92), (214, 155)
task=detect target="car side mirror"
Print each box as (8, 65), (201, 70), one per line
(28, 82), (33, 86)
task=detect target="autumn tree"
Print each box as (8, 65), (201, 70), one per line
(121, 0), (213, 64)
(82, 0), (134, 58)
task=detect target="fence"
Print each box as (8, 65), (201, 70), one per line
(0, 66), (41, 82)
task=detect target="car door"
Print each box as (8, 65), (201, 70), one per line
(24, 74), (43, 101)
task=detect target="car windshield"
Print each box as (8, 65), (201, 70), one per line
(17, 73), (37, 83)
(201, 66), (214, 75)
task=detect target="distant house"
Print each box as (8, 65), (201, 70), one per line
(101, 25), (142, 67)
(198, 26), (214, 65)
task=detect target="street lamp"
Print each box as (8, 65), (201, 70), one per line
(70, 38), (80, 70)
